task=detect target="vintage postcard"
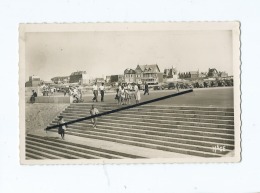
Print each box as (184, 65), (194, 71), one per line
(19, 22), (241, 164)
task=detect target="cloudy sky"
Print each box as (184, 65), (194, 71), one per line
(25, 30), (233, 81)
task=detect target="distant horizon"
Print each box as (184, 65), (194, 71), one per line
(25, 30), (233, 81)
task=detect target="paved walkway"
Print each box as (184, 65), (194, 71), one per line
(30, 87), (234, 107)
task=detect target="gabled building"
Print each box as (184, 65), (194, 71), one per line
(106, 76), (111, 83)
(199, 72), (207, 78)
(69, 71), (90, 85)
(95, 78), (105, 84)
(208, 68), (219, 78)
(164, 66), (178, 78)
(190, 71), (199, 79)
(135, 65), (143, 84)
(135, 64), (163, 85)
(25, 75), (41, 87)
(219, 71), (228, 78)
(124, 68), (136, 84)
(110, 75), (124, 84)
(164, 66), (179, 81)
(51, 76), (70, 84)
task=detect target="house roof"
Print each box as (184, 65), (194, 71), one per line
(137, 64), (160, 73)
(124, 68), (136, 74)
(189, 71), (199, 75)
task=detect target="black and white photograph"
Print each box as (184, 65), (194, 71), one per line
(19, 22), (241, 164)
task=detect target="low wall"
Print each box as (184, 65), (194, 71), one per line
(26, 96), (70, 103)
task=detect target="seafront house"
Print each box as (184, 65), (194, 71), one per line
(124, 68), (136, 84)
(135, 64), (163, 85)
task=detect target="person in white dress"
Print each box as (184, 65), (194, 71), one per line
(134, 84), (141, 104)
(120, 86), (126, 105)
(92, 82), (98, 102)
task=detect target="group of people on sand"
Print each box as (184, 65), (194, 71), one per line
(115, 83), (141, 105)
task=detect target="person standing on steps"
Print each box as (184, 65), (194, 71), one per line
(90, 104), (99, 129)
(99, 82), (105, 102)
(92, 82), (98, 102)
(58, 116), (67, 140)
(144, 82), (149, 95)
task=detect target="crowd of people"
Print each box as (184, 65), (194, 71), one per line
(68, 86), (83, 103)
(91, 81), (145, 105)
(115, 83), (143, 105)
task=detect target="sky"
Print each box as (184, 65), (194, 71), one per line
(25, 30), (233, 81)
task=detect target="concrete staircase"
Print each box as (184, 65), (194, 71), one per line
(26, 103), (235, 159)
(26, 134), (144, 159)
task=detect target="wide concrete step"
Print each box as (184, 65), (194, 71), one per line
(48, 129), (228, 157)
(46, 103), (235, 158)
(74, 120), (234, 139)
(68, 126), (233, 149)
(61, 110), (234, 121)
(69, 103), (234, 112)
(27, 137), (124, 159)
(65, 107), (234, 116)
(61, 121), (234, 142)
(48, 126), (234, 153)
(26, 152), (44, 159)
(53, 115), (234, 130)
(27, 134), (144, 159)
(50, 119), (234, 136)
(56, 114), (234, 129)
(26, 141), (84, 159)
(60, 112), (234, 125)
(27, 139), (102, 159)
(26, 144), (77, 159)
(61, 121), (234, 139)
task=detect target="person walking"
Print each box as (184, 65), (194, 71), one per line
(58, 116), (67, 140)
(117, 84), (122, 105)
(92, 82), (98, 102)
(120, 85), (126, 105)
(134, 84), (141, 104)
(90, 104), (99, 128)
(176, 82), (180, 92)
(144, 82), (149, 95)
(99, 82), (105, 102)
(124, 88), (131, 105)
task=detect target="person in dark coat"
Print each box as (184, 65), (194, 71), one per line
(30, 90), (37, 104)
(58, 116), (67, 139)
(176, 82), (179, 92)
(144, 82), (149, 95)
(99, 83), (105, 102)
